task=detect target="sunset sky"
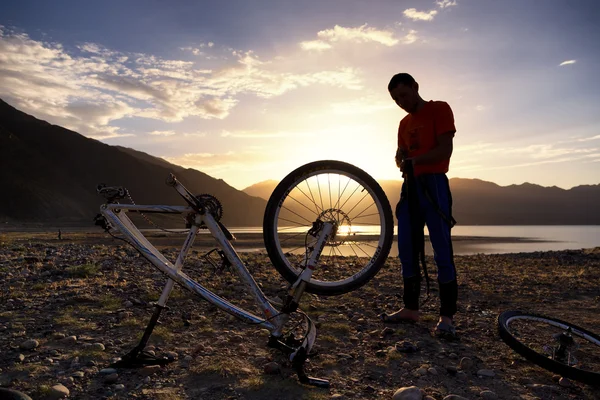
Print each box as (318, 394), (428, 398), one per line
(1, 0), (599, 190)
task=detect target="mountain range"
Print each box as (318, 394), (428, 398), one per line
(1, 98), (599, 227)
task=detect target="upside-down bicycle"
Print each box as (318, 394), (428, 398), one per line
(95, 160), (394, 387)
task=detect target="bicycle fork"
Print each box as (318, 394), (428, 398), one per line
(281, 222), (333, 314)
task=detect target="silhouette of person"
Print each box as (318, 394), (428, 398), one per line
(58, 229), (62, 240)
(382, 73), (458, 339)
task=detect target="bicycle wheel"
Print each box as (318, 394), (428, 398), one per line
(498, 310), (600, 385)
(263, 160), (394, 296)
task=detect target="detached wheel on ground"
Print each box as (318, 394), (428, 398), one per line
(498, 310), (600, 386)
(263, 160), (394, 296)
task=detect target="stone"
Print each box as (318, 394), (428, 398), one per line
(458, 357), (473, 370)
(477, 369), (495, 377)
(480, 390), (498, 399)
(90, 343), (105, 351)
(19, 339), (39, 350)
(49, 384), (70, 399)
(264, 362), (281, 374)
(104, 373), (119, 384)
(558, 377), (572, 387)
(392, 386), (422, 400)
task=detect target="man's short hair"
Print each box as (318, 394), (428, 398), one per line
(388, 73), (416, 92)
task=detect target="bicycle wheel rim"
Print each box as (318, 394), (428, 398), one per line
(498, 310), (600, 385)
(264, 160), (393, 295)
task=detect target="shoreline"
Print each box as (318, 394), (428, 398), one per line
(1, 230), (597, 256)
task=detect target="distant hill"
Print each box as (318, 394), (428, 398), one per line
(2, 97), (599, 227)
(0, 99), (267, 227)
(242, 180), (279, 200)
(244, 178), (600, 225)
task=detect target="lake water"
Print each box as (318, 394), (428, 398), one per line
(228, 225), (600, 255)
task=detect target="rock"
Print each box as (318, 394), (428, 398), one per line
(396, 341), (419, 353)
(166, 351), (178, 360)
(427, 367), (438, 375)
(477, 369), (495, 377)
(19, 339), (39, 350)
(263, 362), (280, 374)
(524, 384), (561, 393)
(446, 365), (457, 375)
(140, 365), (161, 376)
(17, 354), (25, 362)
(558, 377), (572, 387)
(99, 368), (117, 375)
(90, 343), (105, 351)
(330, 394), (344, 399)
(62, 336), (77, 345)
(49, 384), (70, 399)
(443, 396), (469, 400)
(480, 390), (498, 399)
(0, 388), (33, 400)
(458, 357), (473, 370)
(114, 384), (125, 391)
(72, 371), (85, 379)
(392, 386), (422, 400)
(104, 373), (119, 384)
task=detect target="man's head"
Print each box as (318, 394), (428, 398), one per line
(388, 73), (421, 114)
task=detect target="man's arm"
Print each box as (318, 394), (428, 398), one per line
(411, 132), (454, 166)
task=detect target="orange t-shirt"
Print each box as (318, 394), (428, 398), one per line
(397, 100), (456, 176)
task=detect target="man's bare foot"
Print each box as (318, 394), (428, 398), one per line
(435, 316), (458, 340)
(381, 308), (420, 323)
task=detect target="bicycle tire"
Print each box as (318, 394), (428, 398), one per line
(498, 310), (600, 386)
(263, 160), (394, 296)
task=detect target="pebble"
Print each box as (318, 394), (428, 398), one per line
(91, 343), (105, 351)
(114, 384), (126, 391)
(141, 365), (161, 376)
(558, 377), (572, 387)
(480, 390), (498, 399)
(17, 354), (25, 362)
(49, 384), (70, 399)
(19, 339), (39, 350)
(443, 396), (469, 400)
(458, 357), (473, 370)
(104, 373), (119, 384)
(477, 369), (495, 377)
(72, 371), (85, 379)
(62, 336), (77, 345)
(392, 386), (422, 400)
(100, 368), (118, 375)
(263, 362), (281, 374)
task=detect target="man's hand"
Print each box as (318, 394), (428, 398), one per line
(395, 148), (405, 171)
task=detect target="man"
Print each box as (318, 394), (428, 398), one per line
(382, 73), (458, 338)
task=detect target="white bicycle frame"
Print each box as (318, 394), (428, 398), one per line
(101, 198), (331, 336)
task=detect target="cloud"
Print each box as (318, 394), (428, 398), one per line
(0, 27), (364, 138)
(148, 130), (176, 136)
(577, 134), (600, 142)
(403, 8), (438, 21)
(559, 60), (576, 66)
(436, 0), (458, 8)
(301, 24), (405, 51)
(162, 150), (279, 175)
(299, 40), (332, 51)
